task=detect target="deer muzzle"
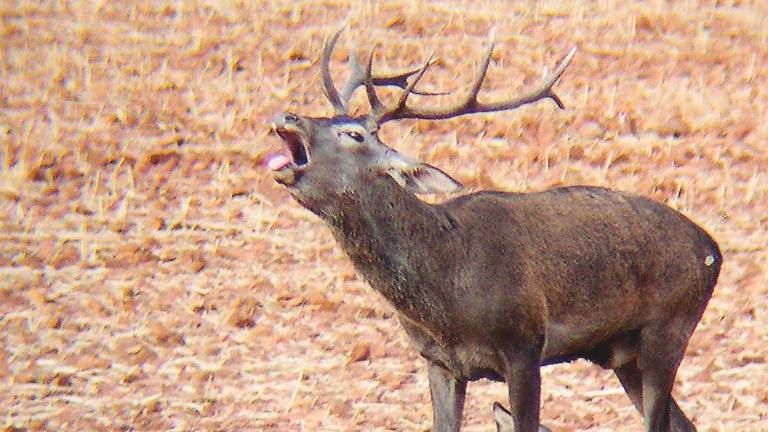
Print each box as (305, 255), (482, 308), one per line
(268, 112), (310, 186)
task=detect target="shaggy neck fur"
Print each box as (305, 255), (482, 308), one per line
(317, 174), (460, 329)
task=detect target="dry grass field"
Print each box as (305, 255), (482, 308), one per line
(1, 1), (767, 431)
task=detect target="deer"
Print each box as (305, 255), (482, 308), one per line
(266, 29), (721, 432)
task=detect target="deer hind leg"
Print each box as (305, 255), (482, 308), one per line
(635, 323), (698, 432)
(614, 360), (697, 432)
(427, 362), (467, 432)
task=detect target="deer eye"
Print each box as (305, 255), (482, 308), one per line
(343, 131), (364, 143)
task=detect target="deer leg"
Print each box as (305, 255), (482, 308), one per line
(615, 360), (697, 432)
(501, 350), (543, 432)
(428, 362), (467, 432)
(493, 401), (552, 432)
(669, 398), (697, 432)
(637, 325), (692, 432)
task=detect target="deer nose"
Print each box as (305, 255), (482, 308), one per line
(275, 112), (299, 125)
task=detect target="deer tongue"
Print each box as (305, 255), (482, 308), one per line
(267, 154), (292, 171)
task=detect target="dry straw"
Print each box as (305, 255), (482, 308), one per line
(1, 1), (766, 431)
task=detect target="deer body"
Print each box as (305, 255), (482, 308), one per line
(321, 172), (719, 380)
(268, 30), (720, 432)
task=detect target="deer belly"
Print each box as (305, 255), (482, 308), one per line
(420, 342), (506, 381)
(542, 321), (640, 368)
(399, 314), (506, 381)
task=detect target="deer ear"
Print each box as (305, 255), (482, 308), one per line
(380, 151), (462, 194)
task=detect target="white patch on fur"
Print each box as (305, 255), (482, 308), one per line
(335, 123), (367, 135)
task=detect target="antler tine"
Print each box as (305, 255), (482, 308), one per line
(373, 31), (577, 125)
(363, 49), (384, 115)
(536, 46), (578, 109)
(466, 28), (496, 106)
(319, 28), (448, 116)
(321, 28), (346, 115)
(339, 51), (365, 107)
(369, 53), (435, 127)
(341, 53), (446, 110)
(394, 54), (435, 109)
(371, 58), (445, 96)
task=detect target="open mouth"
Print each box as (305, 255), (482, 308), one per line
(268, 126), (309, 174)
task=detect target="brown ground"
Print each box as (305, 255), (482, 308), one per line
(1, 1), (767, 431)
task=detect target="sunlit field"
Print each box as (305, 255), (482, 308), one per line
(1, 1), (766, 430)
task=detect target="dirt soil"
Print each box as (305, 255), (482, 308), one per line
(1, 1), (767, 431)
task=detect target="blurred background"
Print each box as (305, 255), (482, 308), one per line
(1, 1), (766, 430)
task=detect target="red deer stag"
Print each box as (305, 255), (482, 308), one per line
(267, 29), (721, 432)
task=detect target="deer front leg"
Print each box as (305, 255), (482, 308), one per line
(428, 362), (467, 432)
(501, 349), (543, 432)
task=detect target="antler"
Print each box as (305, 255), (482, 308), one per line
(320, 29), (346, 115)
(365, 30), (577, 126)
(320, 28), (445, 115)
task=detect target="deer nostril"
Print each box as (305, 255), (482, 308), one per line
(283, 113), (298, 123)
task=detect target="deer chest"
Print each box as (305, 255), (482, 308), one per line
(397, 313), (506, 381)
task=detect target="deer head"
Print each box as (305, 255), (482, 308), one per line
(268, 29), (576, 216)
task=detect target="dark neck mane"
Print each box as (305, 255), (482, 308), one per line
(318, 175), (459, 328)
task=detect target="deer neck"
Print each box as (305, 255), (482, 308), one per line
(321, 176), (457, 327)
